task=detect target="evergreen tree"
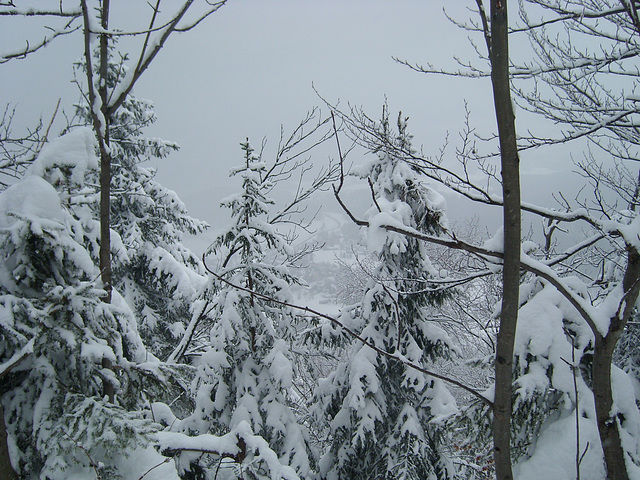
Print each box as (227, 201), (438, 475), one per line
(314, 113), (457, 480)
(0, 162), (156, 478)
(72, 50), (208, 360)
(175, 140), (313, 478)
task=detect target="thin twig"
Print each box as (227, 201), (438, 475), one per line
(137, 457), (172, 480)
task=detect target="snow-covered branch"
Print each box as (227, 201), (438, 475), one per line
(0, 337), (34, 380)
(0, 6), (81, 16)
(158, 421), (300, 480)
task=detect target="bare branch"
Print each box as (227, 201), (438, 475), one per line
(107, 1), (228, 114)
(0, 104), (45, 188)
(0, 23), (81, 64)
(0, 7), (80, 16)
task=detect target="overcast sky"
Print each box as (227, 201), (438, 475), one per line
(1, 1), (583, 247)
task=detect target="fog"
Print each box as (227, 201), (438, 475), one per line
(2, 1), (588, 247)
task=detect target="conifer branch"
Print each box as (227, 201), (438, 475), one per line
(202, 254), (494, 407)
(0, 338), (34, 381)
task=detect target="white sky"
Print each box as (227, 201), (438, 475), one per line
(1, 1), (585, 246)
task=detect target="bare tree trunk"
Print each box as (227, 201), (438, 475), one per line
(0, 406), (18, 480)
(82, 0), (115, 403)
(80, 0), (112, 307)
(98, 0), (112, 305)
(98, 0), (115, 404)
(489, 1), (521, 478)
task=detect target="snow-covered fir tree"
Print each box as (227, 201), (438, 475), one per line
(173, 140), (312, 479)
(72, 49), (208, 360)
(0, 129), (167, 478)
(314, 113), (457, 480)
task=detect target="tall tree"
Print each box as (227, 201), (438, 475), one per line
(0, 0), (226, 308)
(333, 1), (524, 475)
(0, 133), (157, 478)
(73, 49), (208, 360)
(486, 1), (522, 478)
(172, 140), (313, 479)
(74, 0), (225, 306)
(316, 113), (457, 480)
(0, 3), (227, 474)
(511, 2), (640, 477)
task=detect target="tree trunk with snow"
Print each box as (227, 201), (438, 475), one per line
(81, 0), (113, 307)
(593, 335), (628, 480)
(594, 245), (640, 480)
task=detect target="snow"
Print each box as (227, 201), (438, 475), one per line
(367, 203), (411, 254)
(92, 92), (108, 141)
(519, 254), (598, 336)
(482, 227), (504, 253)
(65, 446), (180, 480)
(514, 412), (606, 480)
(110, 290), (150, 364)
(593, 284), (624, 337)
(147, 244), (203, 300)
(480, 227), (504, 272)
(150, 402), (178, 428)
(157, 429), (241, 457)
(617, 214), (640, 252)
(426, 377), (458, 418)
(110, 445), (180, 480)
(397, 404), (425, 439)
(347, 346), (381, 408)
(266, 340), (293, 389)
(612, 366), (640, 475)
(30, 127), (98, 188)
(514, 283), (581, 401)
(481, 384), (495, 403)
(0, 176), (64, 228)
(80, 341), (115, 363)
